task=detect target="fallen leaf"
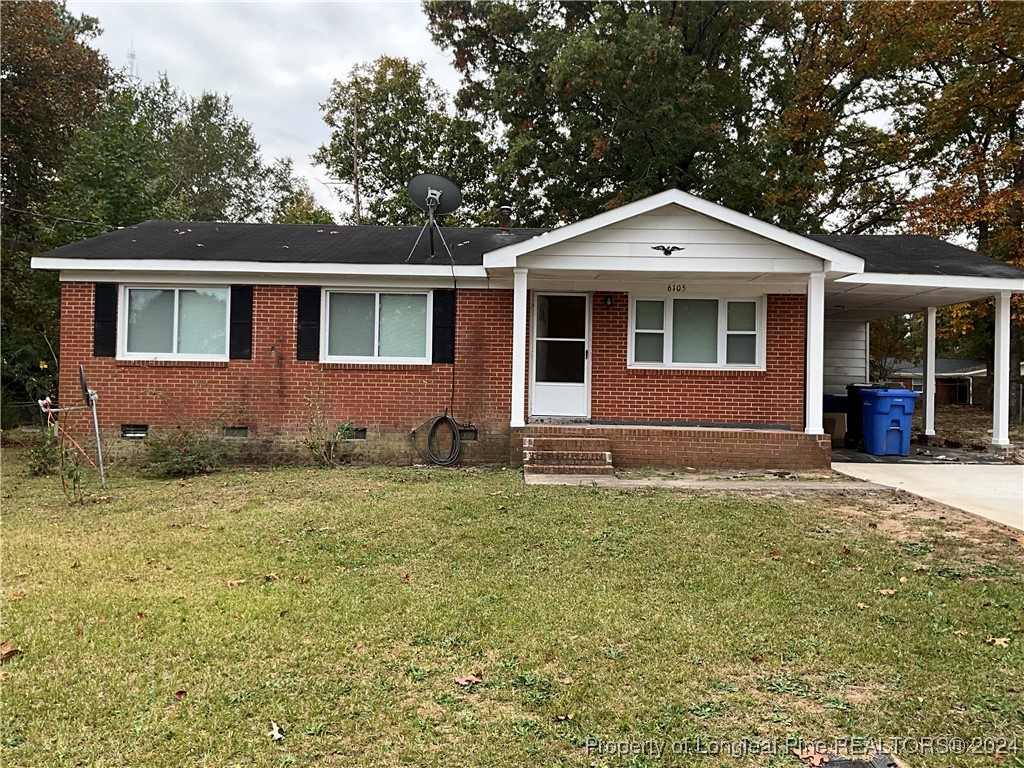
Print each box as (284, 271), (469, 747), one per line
(292, 575), (310, 585)
(132, 612), (148, 623)
(769, 549), (781, 560)
(8, 593), (26, 602)
(0, 642), (24, 664)
(856, 602), (869, 610)
(899, 576), (908, 583)
(455, 673), (481, 686)
(853, 566), (864, 572)
(173, 689), (187, 700)
(749, 654), (765, 663)
(70, 561), (81, 569)
(267, 721), (284, 741)
(791, 746), (830, 766)
(986, 637), (1010, 647)
(554, 712), (574, 721)
(913, 564), (928, 572)
(805, 559), (816, 566)
(74, 626), (84, 637)
(842, 545), (851, 555)
(558, 676), (573, 685)
(265, 573), (280, 581)
(225, 579), (247, 587)
(876, 589), (897, 596)
(953, 629), (969, 636)
(400, 574), (411, 582)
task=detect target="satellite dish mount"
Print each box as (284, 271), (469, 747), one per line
(406, 173), (462, 262)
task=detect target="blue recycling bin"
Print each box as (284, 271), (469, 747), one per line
(860, 388), (920, 456)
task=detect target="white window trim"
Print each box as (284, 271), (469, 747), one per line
(627, 295), (766, 371)
(321, 289), (434, 365)
(118, 284), (230, 361)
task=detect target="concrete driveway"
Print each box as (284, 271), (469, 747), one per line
(833, 462), (1024, 531)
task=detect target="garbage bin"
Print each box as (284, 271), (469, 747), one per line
(844, 383), (883, 448)
(860, 388), (920, 456)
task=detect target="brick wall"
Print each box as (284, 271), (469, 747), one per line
(59, 283), (813, 468)
(590, 292), (806, 429)
(59, 284), (515, 465)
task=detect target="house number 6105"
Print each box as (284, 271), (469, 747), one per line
(667, 283), (686, 293)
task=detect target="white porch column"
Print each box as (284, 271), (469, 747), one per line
(805, 272), (825, 435)
(923, 306), (937, 437)
(510, 268), (528, 428)
(992, 291), (1011, 447)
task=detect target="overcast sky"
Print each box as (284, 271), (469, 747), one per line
(67, 1), (464, 218)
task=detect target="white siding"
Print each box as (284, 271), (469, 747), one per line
(823, 320), (869, 395)
(520, 208), (823, 271)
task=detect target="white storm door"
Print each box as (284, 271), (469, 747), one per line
(531, 293), (590, 418)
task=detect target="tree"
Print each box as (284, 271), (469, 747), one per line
(312, 56), (494, 225)
(900, 1), (1023, 412)
(1, 1), (112, 418)
(0, 0), (113, 246)
(423, 1), (925, 230)
(744, 2), (923, 233)
(271, 177), (335, 224)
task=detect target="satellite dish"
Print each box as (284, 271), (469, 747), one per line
(79, 364), (91, 405)
(407, 174), (462, 216)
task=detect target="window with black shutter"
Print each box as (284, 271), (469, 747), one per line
(296, 287), (321, 361)
(93, 283), (118, 357)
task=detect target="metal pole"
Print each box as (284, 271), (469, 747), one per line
(90, 394), (107, 490)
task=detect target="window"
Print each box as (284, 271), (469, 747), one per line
(324, 291), (431, 363)
(121, 287), (229, 360)
(630, 297), (763, 368)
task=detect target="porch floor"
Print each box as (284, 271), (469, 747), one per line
(831, 444), (1013, 465)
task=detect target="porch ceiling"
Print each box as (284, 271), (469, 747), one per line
(825, 280), (1011, 321)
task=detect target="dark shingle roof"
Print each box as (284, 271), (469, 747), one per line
(891, 358), (987, 376)
(809, 234), (1024, 278)
(37, 221), (1024, 280)
(39, 220), (549, 266)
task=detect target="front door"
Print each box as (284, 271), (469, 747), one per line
(531, 293), (589, 418)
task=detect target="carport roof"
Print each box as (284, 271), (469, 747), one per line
(809, 234), (1024, 279)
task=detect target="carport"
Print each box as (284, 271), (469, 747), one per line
(811, 235), (1024, 449)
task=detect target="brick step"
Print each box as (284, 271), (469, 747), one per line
(523, 449), (612, 466)
(523, 436), (611, 452)
(523, 463), (616, 475)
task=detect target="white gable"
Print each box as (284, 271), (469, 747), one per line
(484, 189), (864, 275)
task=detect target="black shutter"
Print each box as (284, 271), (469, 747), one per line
(93, 283), (118, 357)
(432, 289), (456, 364)
(229, 285), (253, 360)
(296, 287), (321, 361)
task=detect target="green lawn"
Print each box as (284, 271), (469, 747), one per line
(1, 450), (1022, 767)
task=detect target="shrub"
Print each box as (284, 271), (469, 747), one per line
(144, 425), (227, 478)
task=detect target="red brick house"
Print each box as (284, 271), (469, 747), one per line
(31, 190), (1024, 471)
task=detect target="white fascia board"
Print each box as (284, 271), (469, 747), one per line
(837, 272), (1024, 292)
(515, 254), (822, 273)
(482, 189), (865, 272)
(31, 257), (488, 280)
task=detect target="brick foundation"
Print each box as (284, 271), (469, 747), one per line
(516, 425), (831, 471)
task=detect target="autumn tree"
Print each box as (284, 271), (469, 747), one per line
(900, 1), (1024, 412)
(312, 56), (495, 225)
(423, 1), (926, 231)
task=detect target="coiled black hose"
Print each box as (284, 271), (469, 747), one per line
(423, 411), (462, 466)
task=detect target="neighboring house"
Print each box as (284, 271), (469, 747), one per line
(31, 190), (1024, 471)
(892, 359), (1024, 406)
